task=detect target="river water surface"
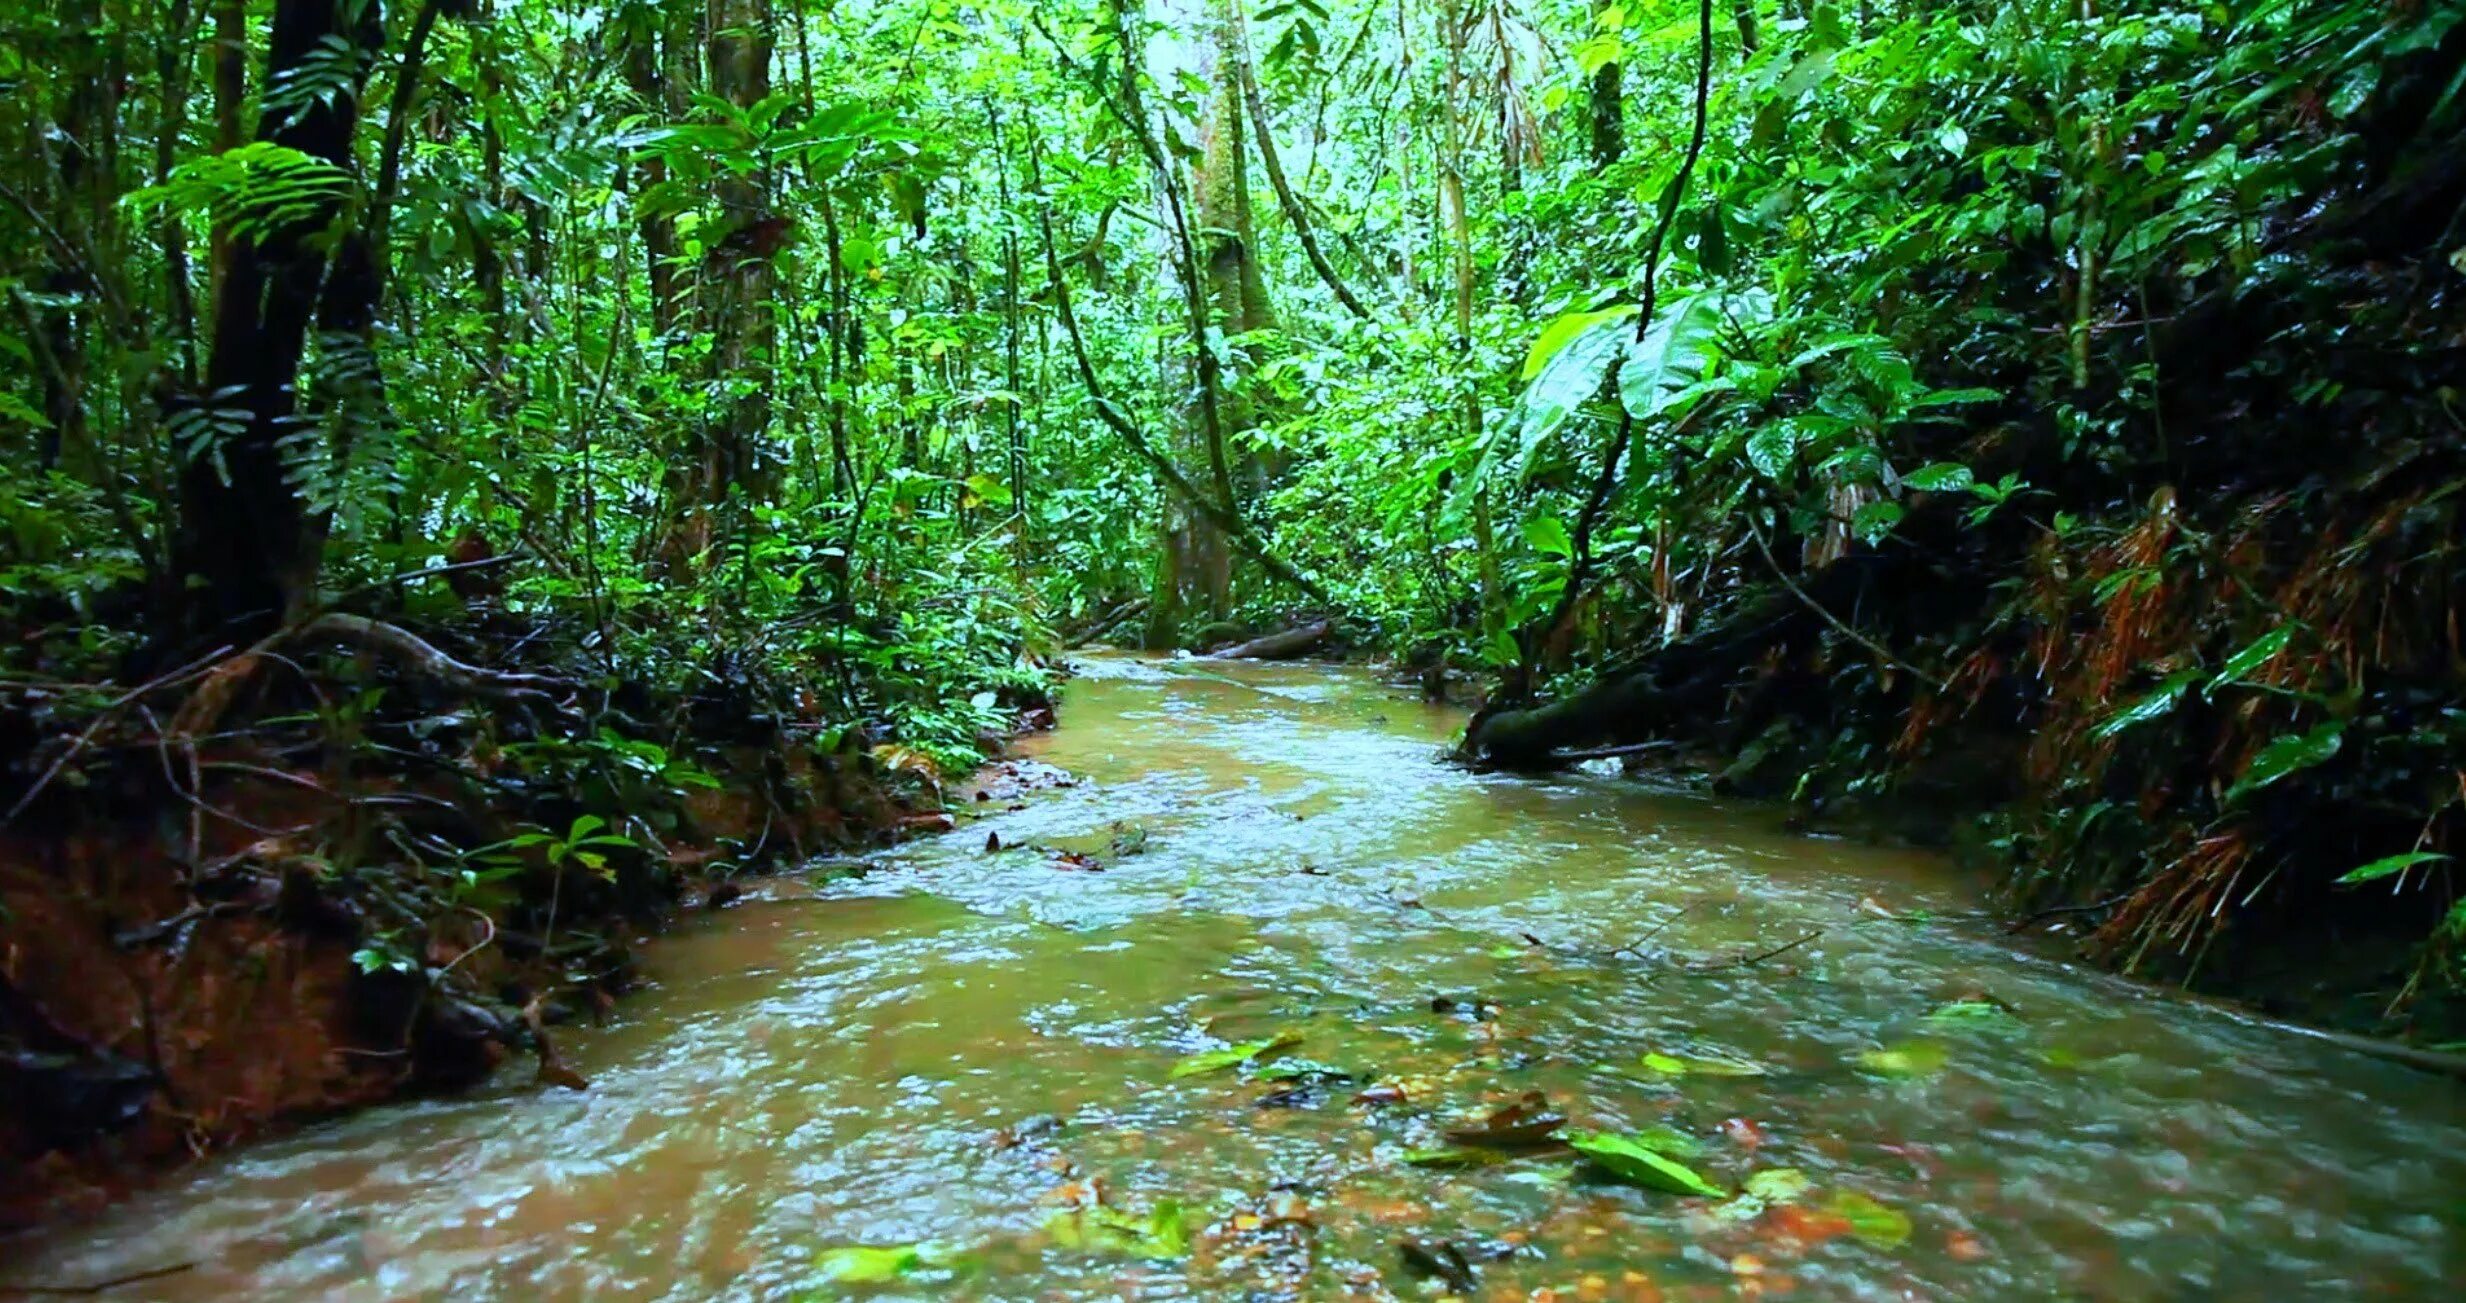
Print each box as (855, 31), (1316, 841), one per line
(7, 655), (2463, 1300)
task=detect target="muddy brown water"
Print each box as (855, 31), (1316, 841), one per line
(6, 655), (2462, 1300)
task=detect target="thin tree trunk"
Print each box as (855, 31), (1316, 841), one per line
(174, 0), (384, 631)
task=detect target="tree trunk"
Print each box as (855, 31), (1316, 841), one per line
(671, 0), (777, 568)
(173, 0), (384, 632)
(1589, 3), (1623, 171)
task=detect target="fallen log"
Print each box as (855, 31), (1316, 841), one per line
(1207, 620), (1332, 661)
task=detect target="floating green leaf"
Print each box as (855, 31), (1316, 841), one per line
(1823, 1190), (1913, 1247)
(1744, 1167), (1813, 1202)
(1629, 1124), (1706, 1158)
(1925, 999), (2024, 1032)
(1855, 1039), (1950, 1078)
(814, 1245), (923, 1284)
(1636, 1048), (1770, 1078)
(1568, 1131), (1727, 1198)
(1046, 1200), (1190, 1259)
(1401, 1146), (1508, 1169)
(1169, 1029), (1301, 1080)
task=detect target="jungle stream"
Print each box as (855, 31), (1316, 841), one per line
(6, 655), (2460, 1301)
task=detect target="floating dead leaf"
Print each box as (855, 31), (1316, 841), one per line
(1396, 1237), (1478, 1294)
(1442, 1091), (1567, 1149)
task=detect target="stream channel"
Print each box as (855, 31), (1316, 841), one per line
(6, 654), (2462, 1300)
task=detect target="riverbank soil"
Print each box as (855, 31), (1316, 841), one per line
(0, 609), (1028, 1229)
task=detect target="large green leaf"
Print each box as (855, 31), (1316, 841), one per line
(1521, 305), (1636, 381)
(1618, 291), (1736, 422)
(1515, 310), (1632, 477)
(1568, 1131), (1726, 1197)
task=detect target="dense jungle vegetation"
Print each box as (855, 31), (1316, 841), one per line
(2, 0), (2463, 1220)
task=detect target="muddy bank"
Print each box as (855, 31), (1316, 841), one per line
(0, 613), (1044, 1229)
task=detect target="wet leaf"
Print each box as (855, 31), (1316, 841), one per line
(1568, 1131), (1727, 1198)
(814, 1245), (923, 1284)
(1855, 1040), (1950, 1078)
(2226, 721), (2343, 801)
(2204, 625), (2295, 697)
(1822, 1190), (1913, 1247)
(1170, 1029), (1301, 1080)
(2095, 667), (2202, 738)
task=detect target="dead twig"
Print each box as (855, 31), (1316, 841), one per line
(1685, 929), (1824, 973)
(0, 1261), (198, 1297)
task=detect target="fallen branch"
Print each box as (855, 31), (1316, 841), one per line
(296, 614), (568, 704)
(0, 1262), (197, 1297)
(1549, 739), (1679, 763)
(1206, 620), (1333, 660)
